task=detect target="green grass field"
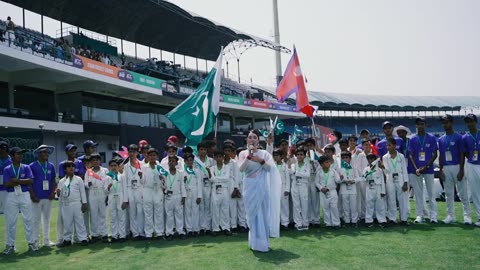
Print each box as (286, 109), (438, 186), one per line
(0, 200), (479, 270)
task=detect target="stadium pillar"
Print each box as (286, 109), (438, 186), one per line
(149, 47), (151, 59)
(173, 53), (176, 65)
(196, 58), (199, 74)
(22, 8), (25, 29)
(184, 55), (186, 70)
(41, 14), (44, 37)
(121, 40), (123, 53)
(205, 60), (208, 73)
(135, 43), (137, 59)
(273, 0), (283, 86)
(60, 21), (63, 37)
(226, 61), (229, 78)
(160, 50), (163, 61)
(237, 58), (241, 83)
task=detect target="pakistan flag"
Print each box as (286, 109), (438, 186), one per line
(166, 48), (223, 146)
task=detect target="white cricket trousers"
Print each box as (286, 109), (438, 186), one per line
(165, 194), (185, 236)
(200, 185), (212, 231)
(62, 200), (88, 242)
(365, 185), (386, 223)
(308, 180), (320, 224)
(291, 182), (309, 228)
(184, 189), (200, 233)
(443, 165), (470, 218)
(411, 173), (437, 219)
(31, 199), (53, 245)
(5, 192), (33, 246)
(229, 188), (238, 229)
(466, 163), (480, 219)
(212, 187), (230, 232)
(356, 181), (367, 219)
(143, 188), (164, 237)
(321, 192), (340, 226)
(341, 194), (357, 223)
(386, 180), (409, 222)
(88, 188), (107, 237)
(280, 193), (290, 226)
(128, 188), (144, 237)
(56, 199), (64, 243)
(109, 195), (127, 239)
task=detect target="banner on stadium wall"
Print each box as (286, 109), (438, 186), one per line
(247, 99), (271, 109)
(179, 86), (195, 95)
(73, 55), (166, 90)
(73, 55), (121, 79)
(131, 72), (164, 89)
(272, 103), (297, 112)
(221, 95), (244, 105)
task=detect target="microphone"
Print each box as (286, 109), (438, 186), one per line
(248, 144), (254, 156)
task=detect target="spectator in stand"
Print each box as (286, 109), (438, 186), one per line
(121, 52), (126, 66)
(70, 44), (76, 57)
(5, 16), (15, 43)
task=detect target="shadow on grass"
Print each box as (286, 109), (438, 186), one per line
(252, 248), (300, 265)
(278, 222), (458, 240)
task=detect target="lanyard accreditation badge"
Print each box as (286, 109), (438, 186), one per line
(12, 165), (22, 195)
(418, 135), (426, 162)
(444, 135), (453, 162)
(469, 132), (479, 161)
(63, 177), (71, 197)
(38, 161), (50, 191)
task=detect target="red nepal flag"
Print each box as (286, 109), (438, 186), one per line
(276, 47), (314, 117)
(115, 146), (129, 160)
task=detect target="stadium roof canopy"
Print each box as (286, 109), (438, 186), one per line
(3, 0), (289, 61)
(258, 85), (478, 112)
(307, 91), (480, 112)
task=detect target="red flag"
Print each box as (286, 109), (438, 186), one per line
(87, 168), (102, 181)
(116, 146), (129, 160)
(370, 143), (378, 157)
(327, 133), (336, 142)
(131, 159), (141, 170)
(276, 47), (314, 117)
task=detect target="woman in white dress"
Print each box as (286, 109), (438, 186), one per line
(238, 130), (281, 252)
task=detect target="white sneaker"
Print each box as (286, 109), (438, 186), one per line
(443, 215), (456, 224)
(2, 245), (15, 255)
(474, 221), (480, 227)
(44, 241), (56, 247)
(463, 216), (472, 225)
(414, 216), (424, 223)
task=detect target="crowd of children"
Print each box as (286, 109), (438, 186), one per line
(1, 114), (480, 255)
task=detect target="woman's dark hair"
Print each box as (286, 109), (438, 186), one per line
(249, 129), (262, 139)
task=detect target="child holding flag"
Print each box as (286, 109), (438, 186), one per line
(84, 153), (110, 242)
(291, 147), (311, 231)
(362, 153), (387, 228)
(106, 159), (128, 242)
(141, 148), (167, 240)
(183, 153), (203, 237)
(273, 148), (292, 230)
(339, 151), (359, 227)
(164, 156), (187, 240)
(316, 155), (341, 228)
(56, 161), (88, 247)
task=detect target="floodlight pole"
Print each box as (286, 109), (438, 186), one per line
(237, 58), (241, 83)
(273, 0), (282, 86)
